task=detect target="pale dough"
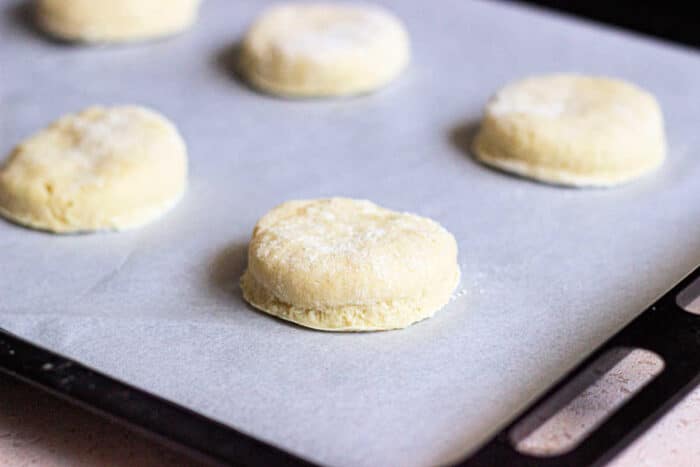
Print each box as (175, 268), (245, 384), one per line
(36, 0), (201, 43)
(0, 106), (187, 233)
(472, 74), (666, 187)
(241, 198), (460, 331)
(239, 2), (411, 97)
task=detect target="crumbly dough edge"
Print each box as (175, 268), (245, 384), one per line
(472, 139), (664, 188)
(35, 6), (198, 43)
(0, 186), (185, 234)
(238, 55), (409, 98)
(240, 267), (460, 332)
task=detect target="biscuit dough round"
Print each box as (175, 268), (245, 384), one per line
(239, 2), (411, 97)
(472, 74), (666, 187)
(0, 106), (187, 233)
(241, 198), (460, 331)
(36, 0), (201, 43)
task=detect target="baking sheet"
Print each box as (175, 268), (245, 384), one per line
(1, 0), (700, 465)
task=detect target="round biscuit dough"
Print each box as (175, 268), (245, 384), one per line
(36, 0), (201, 43)
(0, 106), (187, 233)
(240, 198), (460, 331)
(472, 74), (666, 187)
(239, 2), (411, 97)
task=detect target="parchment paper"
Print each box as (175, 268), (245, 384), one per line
(2, 1), (700, 465)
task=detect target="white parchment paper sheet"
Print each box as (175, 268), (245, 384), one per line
(1, 1), (700, 465)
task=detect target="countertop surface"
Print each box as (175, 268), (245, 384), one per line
(2, 369), (700, 466)
(0, 375), (205, 467)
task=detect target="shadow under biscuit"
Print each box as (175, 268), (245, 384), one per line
(6, 1), (38, 38)
(448, 120), (481, 160)
(449, 119), (509, 179)
(208, 241), (317, 329)
(6, 1), (73, 45)
(208, 241), (249, 302)
(211, 41), (272, 97)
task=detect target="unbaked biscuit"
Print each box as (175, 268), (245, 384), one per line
(472, 74), (666, 187)
(241, 198), (460, 331)
(0, 106), (187, 233)
(36, 0), (201, 43)
(239, 2), (411, 97)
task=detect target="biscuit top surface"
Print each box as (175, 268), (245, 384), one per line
(245, 3), (405, 63)
(487, 74), (659, 124)
(3, 106), (182, 183)
(247, 198), (458, 307)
